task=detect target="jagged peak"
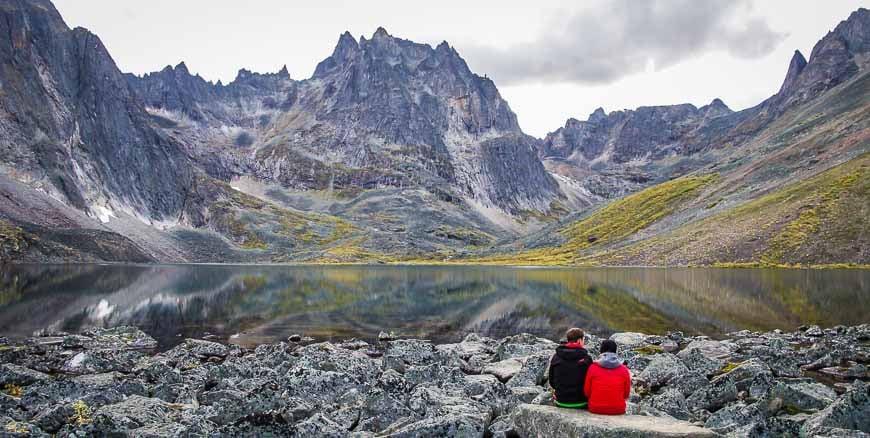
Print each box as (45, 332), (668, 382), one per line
(174, 61), (189, 73)
(779, 49), (808, 94)
(278, 64), (290, 77)
(337, 30), (356, 45)
(588, 107), (607, 123)
(373, 26), (391, 39)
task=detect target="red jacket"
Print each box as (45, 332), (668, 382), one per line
(583, 360), (631, 415)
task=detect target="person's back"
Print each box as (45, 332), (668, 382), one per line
(549, 328), (592, 408)
(584, 340), (631, 415)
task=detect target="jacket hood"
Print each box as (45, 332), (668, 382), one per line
(556, 344), (589, 361)
(596, 352), (622, 369)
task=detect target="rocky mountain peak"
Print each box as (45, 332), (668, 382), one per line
(588, 107), (608, 124)
(699, 98), (731, 118)
(778, 50), (807, 94)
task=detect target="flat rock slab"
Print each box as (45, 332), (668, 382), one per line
(513, 404), (717, 437)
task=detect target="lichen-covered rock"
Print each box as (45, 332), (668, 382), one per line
(383, 339), (437, 373)
(507, 352), (551, 388)
(802, 380), (870, 436)
(638, 354), (691, 390)
(678, 339), (737, 361)
(494, 334), (557, 361)
(644, 387), (691, 420)
(512, 404), (717, 437)
(610, 332), (649, 351)
(766, 379), (838, 414)
(61, 349), (144, 374)
(293, 413), (347, 437)
(483, 358), (524, 382)
(703, 401), (764, 433)
(488, 414), (516, 438)
(687, 374), (738, 412)
(0, 364), (51, 386)
(679, 348), (725, 377)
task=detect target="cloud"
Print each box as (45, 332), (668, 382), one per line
(462, 0), (786, 85)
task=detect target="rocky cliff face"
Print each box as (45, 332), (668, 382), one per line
(540, 101), (736, 165)
(127, 27), (561, 215)
(0, 0), (193, 224)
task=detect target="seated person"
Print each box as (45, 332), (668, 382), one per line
(548, 328), (592, 408)
(584, 339), (631, 415)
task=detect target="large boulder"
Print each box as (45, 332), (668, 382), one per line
(610, 333), (649, 351)
(766, 379), (838, 414)
(687, 375), (738, 412)
(494, 334), (556, 361)
(678, 339), (736, 361)
(0, 364), (51, 386)
(512, 404), (717, 437)
(508, 353), (551, 388)
(678, 348), (724, 377)
(802, 380), (870, 436)
(383, 340), (437, 373)
(637, 354), (691, 390)
(483, 359), (524, 383)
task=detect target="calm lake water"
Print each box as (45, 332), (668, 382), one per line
(0, 264), (868, 350)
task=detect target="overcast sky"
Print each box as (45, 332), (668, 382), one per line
(54, 0), (865, 137)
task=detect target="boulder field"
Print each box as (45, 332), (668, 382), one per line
(0, 324), (868, 437)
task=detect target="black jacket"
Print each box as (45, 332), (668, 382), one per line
(548, 344), (593, 404)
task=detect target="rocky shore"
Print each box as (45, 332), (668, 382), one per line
(0, 325), (868, 437)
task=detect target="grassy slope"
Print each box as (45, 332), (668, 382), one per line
(461, 175), (717, 265)
(586, 154), (869, 267)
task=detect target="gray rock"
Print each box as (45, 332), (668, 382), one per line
(766, 380), (838, 414)
(95, 395), (177, 429)
(385, 411), (489, 437)
(483, 359), (524, 383)
(0, 364), (51, 386)
(294, 413), (348, 437)
(678, 339), (737, 361)
(645, 387), (691, 420)
(383, 340), (437, 373)
(679, 347), (725, 377)
(61, 349), (144, 374)
(638, 354), (691, 390)
(512, 404), (717, 437)
(488, 414), (516, 438)
(703, 402), (764, 433)
(610, 332), (649, 350)
(507, 352), (551, 388)
(802, 380), (870, 436)
(494, 334), (556, 361)
(510, 386), (546, 403)
(687, 375), (738, 412)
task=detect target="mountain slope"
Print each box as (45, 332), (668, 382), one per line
(0, 2), (867, 265)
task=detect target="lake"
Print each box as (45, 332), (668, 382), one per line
(0, 264), (868, 350)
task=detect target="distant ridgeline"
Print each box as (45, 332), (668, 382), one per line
(0, 1), (867, 266)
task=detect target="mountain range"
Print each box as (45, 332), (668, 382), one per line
(0, 0), (867, 266)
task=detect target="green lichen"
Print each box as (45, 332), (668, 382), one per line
(633, 345), (665, 355)
(70, 400), (92, 425)
(3, 384), (22, 398)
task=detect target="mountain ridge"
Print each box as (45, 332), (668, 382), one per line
(0, 2), (867, 265)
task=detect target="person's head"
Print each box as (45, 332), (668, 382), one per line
(600, 339), (618, 354)
(565, 328), (585, 343)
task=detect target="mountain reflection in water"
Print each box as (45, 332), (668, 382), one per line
(0, 265), (867, 350)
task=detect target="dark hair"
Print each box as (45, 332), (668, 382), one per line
(565, 328), (585, 343)
(600, 339), (618, 354)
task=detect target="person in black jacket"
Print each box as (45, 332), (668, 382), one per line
(549, 327), (593, 408)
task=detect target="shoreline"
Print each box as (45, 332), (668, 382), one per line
(5, 261), (870, 270)
(1, 325), (868, 436)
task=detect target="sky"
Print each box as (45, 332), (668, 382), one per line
(53, 0), (866, 137)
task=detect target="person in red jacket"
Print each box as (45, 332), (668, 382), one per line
(584, 339), (631, 415)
